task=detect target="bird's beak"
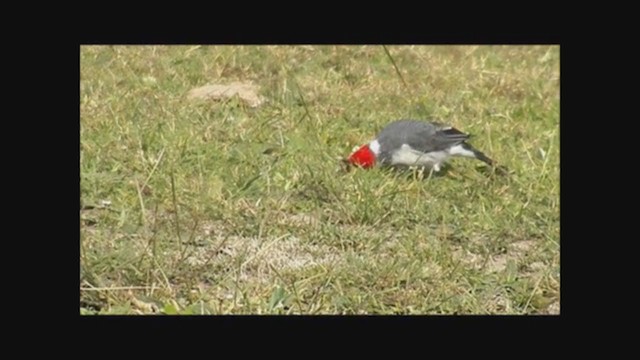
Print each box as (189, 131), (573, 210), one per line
(339, 158), (353, 173)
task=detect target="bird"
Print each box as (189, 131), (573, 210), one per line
(346, 119), (500, 173)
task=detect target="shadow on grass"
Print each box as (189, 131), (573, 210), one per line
(475, 164), (511, 177)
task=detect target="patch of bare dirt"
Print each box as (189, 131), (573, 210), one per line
(187, 82), (264, 107)
(452, 239), (540, 273)
(185, 225), (340, 285)
(546, 300), (560, 314)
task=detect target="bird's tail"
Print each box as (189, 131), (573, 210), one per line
(462, 143), (509, 175)
(461, 143), (494, 166)
(471, 148), (495, 166)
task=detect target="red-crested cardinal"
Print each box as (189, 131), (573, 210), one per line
(347, 119), (498, 172)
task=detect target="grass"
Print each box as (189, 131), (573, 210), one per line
(80, 45), (560, 315)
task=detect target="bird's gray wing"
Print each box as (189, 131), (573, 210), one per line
(377, 120), (470, 154)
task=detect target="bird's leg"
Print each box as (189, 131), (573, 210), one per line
(412, 166), (426, 181)
(425, 165), (438, 179)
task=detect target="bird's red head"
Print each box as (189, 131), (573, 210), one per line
(347, 144), (376, 169)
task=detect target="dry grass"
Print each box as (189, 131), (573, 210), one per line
(80, 45), (559, 314)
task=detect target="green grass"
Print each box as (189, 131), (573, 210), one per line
(80, 45), (560, 315)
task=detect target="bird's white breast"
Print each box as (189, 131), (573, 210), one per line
(390, 144), (450, 167)
(388, 143), (476, 169)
